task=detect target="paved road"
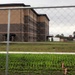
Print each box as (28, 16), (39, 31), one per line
(0, 51), (75, 54)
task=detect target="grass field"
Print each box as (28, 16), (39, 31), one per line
(0, 54), (75, 75)
(0, 42), (75, 75)
(0, 42), (75, 52)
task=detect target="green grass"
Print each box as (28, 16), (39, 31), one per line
(0, 42), (75, 52)
(0, 54), (75, 75)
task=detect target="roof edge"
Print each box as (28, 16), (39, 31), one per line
(0, 3), (30, 7)
(38, 14), (50, 21)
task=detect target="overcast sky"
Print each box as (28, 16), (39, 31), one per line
(0, 0), (75, 36)
(0, 0), (75, 6)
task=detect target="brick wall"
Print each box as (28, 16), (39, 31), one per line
(0, 5), (49, 42)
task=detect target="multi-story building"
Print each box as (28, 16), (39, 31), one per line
(0, 3), (49, 42)
(37, 14), (49, 41)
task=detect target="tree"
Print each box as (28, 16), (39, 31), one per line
(60, 34), (64, 38)
(73, 31), (75, 38)
(68, 35), (73, 41)
(55, 34), (60, 37)
(55, 34), (64, 38)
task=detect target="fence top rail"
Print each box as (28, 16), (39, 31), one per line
(0, 5), (75, 10)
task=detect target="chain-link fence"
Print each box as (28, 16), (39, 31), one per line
(0, 4), (75, 75)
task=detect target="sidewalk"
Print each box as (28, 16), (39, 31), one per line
(0, 51), (75, 54)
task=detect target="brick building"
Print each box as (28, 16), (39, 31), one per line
(0, 3), (49, 42)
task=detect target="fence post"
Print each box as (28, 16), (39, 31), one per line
(62, 62), (65, 69)
(5, 9), (11, 75)
(64, 68), (68, 75)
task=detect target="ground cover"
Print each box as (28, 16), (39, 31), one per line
(0, 42), (75, 52)
(0, 54), (75, 75)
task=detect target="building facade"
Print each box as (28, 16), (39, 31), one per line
(0, 3), (49, 42)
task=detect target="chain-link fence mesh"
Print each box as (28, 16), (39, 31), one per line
(0, 6), (75, 75)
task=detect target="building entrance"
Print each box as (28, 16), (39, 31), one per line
(3, 33), (16, 41)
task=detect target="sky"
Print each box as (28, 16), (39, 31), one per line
(0, 0), (75, 36)
(0, 0), (75, 7)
